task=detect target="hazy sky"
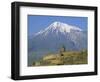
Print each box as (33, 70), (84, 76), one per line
(28, 15), (88, 36)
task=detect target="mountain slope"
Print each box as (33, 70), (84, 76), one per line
(29, 21), (87, 50)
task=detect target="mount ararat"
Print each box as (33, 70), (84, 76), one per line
(29, 21), (87, 52)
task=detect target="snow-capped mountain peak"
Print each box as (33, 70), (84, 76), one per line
(35, 21), (82, 36)
(29, 21), (87, 55)
(48, 21), (82, 32)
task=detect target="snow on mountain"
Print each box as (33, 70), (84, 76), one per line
(35, 21), (82, 36)
(28, 21), (87, 59)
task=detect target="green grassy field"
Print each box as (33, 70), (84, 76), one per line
(32, 50), (88, 66)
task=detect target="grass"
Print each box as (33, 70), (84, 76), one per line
(32, 50), (88, 66)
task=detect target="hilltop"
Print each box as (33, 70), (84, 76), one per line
(32, 50), (87, 66)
